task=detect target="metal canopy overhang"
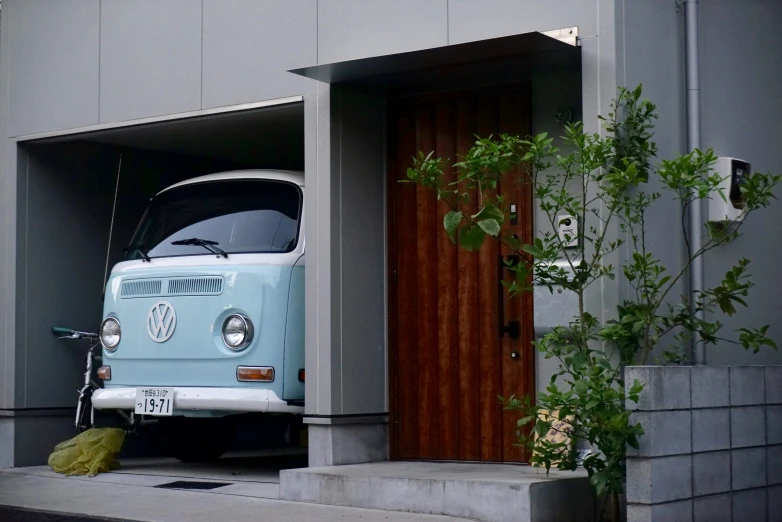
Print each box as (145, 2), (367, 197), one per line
(289, 31), (581, 95)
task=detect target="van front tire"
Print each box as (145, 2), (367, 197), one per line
(158, 416), (235, 463)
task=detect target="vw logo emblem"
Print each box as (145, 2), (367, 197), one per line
(147, 301), (177, 343)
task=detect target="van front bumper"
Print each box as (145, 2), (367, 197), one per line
(92, 387), (304, 414)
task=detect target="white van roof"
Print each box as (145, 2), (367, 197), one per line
(157, 169), (304, 196)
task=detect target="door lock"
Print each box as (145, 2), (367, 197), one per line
(510, 351), (519, 359)
(500, 321), (520, 338)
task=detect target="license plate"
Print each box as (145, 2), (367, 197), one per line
(135, 387), (174, 416)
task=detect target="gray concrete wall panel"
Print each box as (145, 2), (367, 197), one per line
(530, 68), (583, 395)
(619, 0), (687, 318)
(7, 0), (100, 137)
(202, 0), (317, 109)
(304, 86), (387, 417)
(616, 0), (701, 364)
(10, 413), (75, 467)
(448, 0), (597, 45)
(0, 419), (13, 468)
(576, 0), (621, 348)
(305, 423), (388, 467)
(304, 86), (341, 416)
(99, 0), (202, 123)
(0, 0), (15, 412)
(317, 0), (448, 64)
(698, 0), (782, 366)
(13, 149), (28, 410)
(328, 88), (344, 415)
(19, 143), (118, 408)
(618, 0), (782, 366)
(335, 89), (386, 414)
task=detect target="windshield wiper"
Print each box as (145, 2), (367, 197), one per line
(171, 238), (228, 258)
(122, 244), (151, 262)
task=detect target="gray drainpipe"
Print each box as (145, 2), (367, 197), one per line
(685, 0), (705, 365)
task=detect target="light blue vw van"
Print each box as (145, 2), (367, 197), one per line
(91, 170), (305, 461)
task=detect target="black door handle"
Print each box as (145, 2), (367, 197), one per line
(498, 255), (520, 339)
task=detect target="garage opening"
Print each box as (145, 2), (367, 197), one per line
(15, 100), (306, 471)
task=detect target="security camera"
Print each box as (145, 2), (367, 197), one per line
(709, 157), (751, 223)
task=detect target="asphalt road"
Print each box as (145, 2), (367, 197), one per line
(0, 506), (128, 522)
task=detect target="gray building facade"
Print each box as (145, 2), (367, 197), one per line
(0, 0), (780, 468)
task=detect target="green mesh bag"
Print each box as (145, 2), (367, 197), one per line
(48, 428), (125, 477)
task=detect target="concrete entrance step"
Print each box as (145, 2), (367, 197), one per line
(280, 461), (595, 522)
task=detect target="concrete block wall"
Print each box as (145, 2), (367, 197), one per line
(625, 366), (782, 522)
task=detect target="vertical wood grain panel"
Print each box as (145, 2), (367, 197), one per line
(455, 98), (481, 461)
(435, 100), (459, 460)
(415, 104), (439, 459)
(476, 96), (502, 462)
(498, 90), (525, 462)
(394, 106), (420, 459)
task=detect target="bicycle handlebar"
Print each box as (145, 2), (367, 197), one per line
(52, 326), (99, 340)
(52, 326), (75, 336)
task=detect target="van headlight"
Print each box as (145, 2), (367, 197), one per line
(222, 314), (254, 351)
(100, 317), (121, 351)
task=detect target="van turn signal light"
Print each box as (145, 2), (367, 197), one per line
(97, 366), (111, 381)
(298, 369), (305, 382)
(236, 366), (274, 382)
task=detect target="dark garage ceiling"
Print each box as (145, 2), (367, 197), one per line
(67, 102), (304, 170)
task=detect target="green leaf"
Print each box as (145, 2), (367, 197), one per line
(718, 297), (737, 316)
(443, 211), (463, 240)
(522, 244), (544, 258)
(572, 352), (588, 368)
(574, 379), (588, 394)
(458, 225), (486, 251)
(729, 295), (748, 307)
(590, 471), (610, 498)
(517, 416), (534, 427)
(477, 218), (501, 236)
(534, 420), (551, 437)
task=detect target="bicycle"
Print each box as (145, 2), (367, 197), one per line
(52, 326), (101, 432)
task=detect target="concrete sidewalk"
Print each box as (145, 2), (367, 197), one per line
(0, 454), (465, 522)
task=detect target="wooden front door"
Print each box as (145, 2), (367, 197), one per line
(387, 85), (534, 463)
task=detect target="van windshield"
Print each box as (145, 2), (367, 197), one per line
(125, 179), (301, 260)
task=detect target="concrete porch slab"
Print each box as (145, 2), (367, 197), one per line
(279, 461), (595, 522)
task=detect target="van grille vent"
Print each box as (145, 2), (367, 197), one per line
(120, 279), (163, 297)
(167, 277), (224, 296)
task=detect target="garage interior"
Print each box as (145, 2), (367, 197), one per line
(14, 100), (305, 462)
